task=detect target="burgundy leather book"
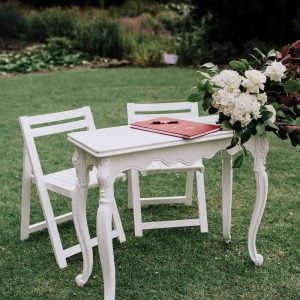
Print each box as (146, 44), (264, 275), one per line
(130, 117), (220, 139)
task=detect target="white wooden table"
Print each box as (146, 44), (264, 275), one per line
(68, 116), (269, 300)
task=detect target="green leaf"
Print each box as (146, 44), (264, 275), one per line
(203, 81), (213, 93)
(260, 110), (273, 121)
(249, 54), (262, 67)
(233, 153), (244, 168)
(202, 96), (212, 111)
(226, 135), (239, 150)
(208, 106), (218, 114)
(221, 120), (231, 129)
(199, 71), (212, 79)
(201, 62), (218, 70)
(241, 129), (251, 144)
(253, 47), (266, 61)
(256, 122), (265, 136)
(265, 120), (278, 130)
(187, 92), (204, 102)
(267, 49), (276, 58)
(283, 80), (300, 93)
(239, 58), (250, 68)
(229, 60), (247, 74)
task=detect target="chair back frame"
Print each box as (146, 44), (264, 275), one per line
(127, 102), (199, 123)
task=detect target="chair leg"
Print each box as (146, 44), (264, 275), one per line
(221, 150), (232, 243)
(36, 188), (67, 269)
(20, 173), (31, 241)
(184, 171), (194, 206)
(129, 169), (143, 237)
(196, 171), (208, 233)
(112, 200), (126, 243)
(127, 170), (133, 209)
(20, 146), (32, 241)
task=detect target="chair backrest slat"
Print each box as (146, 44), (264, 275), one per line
(27, 107), (92, 126)
(31, 119), (89, 137)
(127, 102), (198, 123)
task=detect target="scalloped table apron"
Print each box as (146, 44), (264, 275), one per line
(67, 115), (269, 300)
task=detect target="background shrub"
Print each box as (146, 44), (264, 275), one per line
(0, 37), (89, 74)
(26, 7), (76, 41)
(189, 0), (300, 64)
(130, 40), (163, 67)
(74, 18), (124, 58)
(0, 1), (26, 39)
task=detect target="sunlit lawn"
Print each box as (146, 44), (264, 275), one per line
(0, 67), (299, 299)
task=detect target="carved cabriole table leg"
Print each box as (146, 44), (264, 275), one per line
(96, 158), (116, 300)
(72, 147), (95, 286)
(246, 135), (269, 266)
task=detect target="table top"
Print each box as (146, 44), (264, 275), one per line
(68, 115), (233, 157)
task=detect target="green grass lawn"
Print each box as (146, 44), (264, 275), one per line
(0, 68), (299, 299)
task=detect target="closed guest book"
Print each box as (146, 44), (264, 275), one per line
(130, 117), (220, 139)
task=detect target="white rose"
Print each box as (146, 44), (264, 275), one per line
(242, 70), (266, 94)
(265, 61), (286, 82)
(211, 70), (242, 89)
(265, 104), (276, 123)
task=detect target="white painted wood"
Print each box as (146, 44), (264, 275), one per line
(67, 118), (231, 158)
(221, 150), (232, 243)
(248, 135), (269, 266)
(142, 219), (200, 230)
(125, 102), (208, 236)
(26, 106), (93, 126)
(19, 107), (125, 269)
(141, 196), (187, 205)
(20, 145), (32, 240)
(127, 170), (133, 209)
(130, 169), (143, 237)
(69, 121), (268, 299)
(63, 233), (117, 258)
(196, 171), (208, 233)
(127, 102), (198, 123)
(184, 171), (194, 205)
(31, 120), (89, 137)
(96, 158), (116, 300)
(29, 212), (73, 233)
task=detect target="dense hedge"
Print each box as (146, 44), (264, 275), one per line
(188, 0), (300, 63)
(0, 2), (26, 39)
(74, 19), (124, 58)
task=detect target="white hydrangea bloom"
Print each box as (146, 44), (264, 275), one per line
(212, 88), (240, 116)
(230, 93), (262, 126)
(256, 93), (268, 104)
(211, 70), (242, 89)
(265, 61), (286, 82)
(242, 70), (266, 94)
(265, 104), (276, 123)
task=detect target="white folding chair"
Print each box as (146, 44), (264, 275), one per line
(19, 106), (126, 269)
(127, 102), (208, 237)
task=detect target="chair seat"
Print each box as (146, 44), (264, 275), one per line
(33, 168), (126, 197)
(141, 159), (205, 175)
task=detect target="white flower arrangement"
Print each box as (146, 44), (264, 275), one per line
(187, 47), (300, 167)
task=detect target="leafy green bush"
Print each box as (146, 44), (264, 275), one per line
(26, 7), (76, 41)
(74, 18), (124, 58)
(131, 40), (163, 67)
(0, 37), (89, 74)
(0, 1), (26, 39)
(176, 27), (204, 65)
